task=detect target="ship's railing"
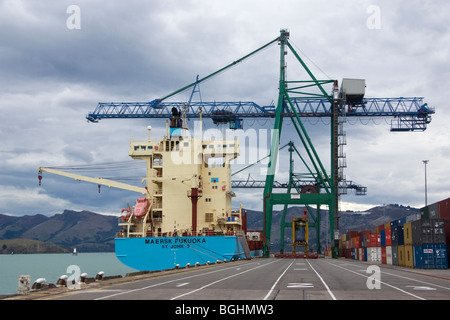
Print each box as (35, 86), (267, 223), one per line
(115, 228), (260, 238)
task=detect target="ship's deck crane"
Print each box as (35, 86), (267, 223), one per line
(83, 30), (434, 258)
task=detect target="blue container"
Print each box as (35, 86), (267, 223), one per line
(422, 244), (435, 269)
(351, 248), (357, 260)
(391, 218), (406, 228)
(413, 245), (423, 268)
(380, 229), (386, 247)
(434, 244), (448, 269)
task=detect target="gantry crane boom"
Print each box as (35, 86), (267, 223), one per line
(86, 97), (433, 132)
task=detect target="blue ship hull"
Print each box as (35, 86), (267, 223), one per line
(115, 236), (261, 271)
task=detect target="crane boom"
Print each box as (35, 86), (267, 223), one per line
(86, 97), (433, 131)
(38, 167), (148, 195)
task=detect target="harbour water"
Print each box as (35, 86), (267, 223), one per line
(0, 252), (138, 296)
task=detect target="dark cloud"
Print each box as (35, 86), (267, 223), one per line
(0, 0), (448, 216)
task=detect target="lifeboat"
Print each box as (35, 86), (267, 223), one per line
(120, 208), (130, 221)
(133, 197), (150, 217)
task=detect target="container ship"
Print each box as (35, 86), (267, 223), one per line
(39, 113), (263, 271)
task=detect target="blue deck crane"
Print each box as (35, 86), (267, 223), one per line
(86, 30), (434, 258)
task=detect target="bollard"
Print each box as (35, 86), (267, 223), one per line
(32, 278), (46, 290)
(96, 271), (104, 280)
(18, 275), (31, 295)
(56, 275), (68, 287)
(80, 273), (88, 283)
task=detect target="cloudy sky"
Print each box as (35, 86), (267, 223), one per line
(1, 0), (449, 217)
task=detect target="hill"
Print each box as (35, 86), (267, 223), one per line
(0, 210), (120, 253)
(0, 238), (68, 254)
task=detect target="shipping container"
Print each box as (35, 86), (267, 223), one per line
(380, 229), (386, 247)
(392, 245), (398, 266)
(386, 246), (393, 265)
(381, 246), (386, 264)
(398, 245), (405, 266)
(404, 222), (412, 245)
(385, 227), (391, 246)
(446, 221), (450, 245)
(391, 226), (404, 246)
(363, 233), (379, 247)
(377, 224), (385, 232)
(375, 247), (381, 262)
(351, 248), (357, 260)
(405, 245), (414, 268)
(365, 247), (372, 262)
(414, 244), (435, 269)
(429, 203), (439, 219)
(413, 245), (424, 268)
(432, 219), (446, 244)
(411, 219), (433, 244)
(434, 244), (448, 269)
(438, 198), (450, 221)
(348, 231), (359, 238)
(420, 206), (429, 219)
(391, 218), (406, 228)
(405, 212), (421, 222)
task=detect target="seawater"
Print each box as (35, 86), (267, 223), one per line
(0, 252), (138, 295)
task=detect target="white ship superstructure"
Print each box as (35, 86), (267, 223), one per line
(119, 124), (243, 238)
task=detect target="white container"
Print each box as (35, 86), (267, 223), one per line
(386, 246), (393, 265)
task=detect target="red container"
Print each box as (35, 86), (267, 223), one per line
(366, 234), (373, 247)
(381, 246), (387, 264)
(438, 198), (450, 220)
(385, 228), (392, 246)
(348, 231), (359, 238)
(438, 199), (450, 244)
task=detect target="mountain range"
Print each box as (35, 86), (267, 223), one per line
(244, 204), (420, 251)
(0, 210), (119, 253)
(0, 204), (420, 254)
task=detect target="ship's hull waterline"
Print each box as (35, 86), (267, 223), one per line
(115, 236), (262, 271)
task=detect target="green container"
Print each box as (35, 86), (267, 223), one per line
(420, 206), (429, 219)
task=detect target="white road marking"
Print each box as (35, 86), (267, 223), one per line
(406, 286), (436, 291)
(306, 259), (337, 300)
(95, 260), (262, 300)
(263, 260), (295, 300)
(326, 261), (426, 300)
(171, 259), (279, 300)
(287, 283), (314, 288)
(176, 283), (189, 287)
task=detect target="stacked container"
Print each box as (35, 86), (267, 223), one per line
(338, 230), (380, 262)
(338, 197), (450, 270)
(391, 218), (405, 266)
(339, 198), (450, 269)
(410, 219), (448, 269)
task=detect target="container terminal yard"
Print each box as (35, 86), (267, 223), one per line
(7, 30), (448, 303)
(6, 254), (450, 301)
